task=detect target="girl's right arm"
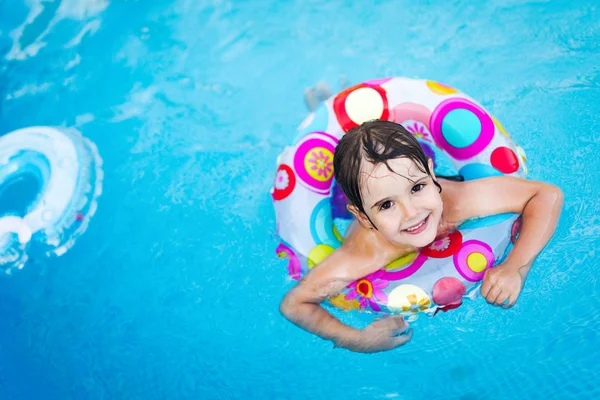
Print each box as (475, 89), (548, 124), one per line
(279, 246), (412, 353)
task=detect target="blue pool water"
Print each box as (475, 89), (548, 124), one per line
(1, 0), (599, 398)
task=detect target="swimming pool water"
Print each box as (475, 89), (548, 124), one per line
(1, 0), (599, 399)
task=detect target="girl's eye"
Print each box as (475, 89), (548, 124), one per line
(411, 183), (425, 193)
(379, 201), (393, 211)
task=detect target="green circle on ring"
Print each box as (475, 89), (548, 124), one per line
(441, 109), (482, 148)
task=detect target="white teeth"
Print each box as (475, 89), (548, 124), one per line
(405, 218), (426, 232)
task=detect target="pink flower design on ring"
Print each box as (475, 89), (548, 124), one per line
(307, 150), (333, 178)
(429, 236), (450, 251)
(406, 122), (431, 142)
(274, 169), (289, 190)
(346, 270), (389, 312)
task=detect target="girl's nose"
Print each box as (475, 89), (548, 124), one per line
(401, 199), (420, 221)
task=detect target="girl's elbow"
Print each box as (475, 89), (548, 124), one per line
(279, 293), (297, 319)
(549, 184), (564, 207)
(540, 183), (564, 210)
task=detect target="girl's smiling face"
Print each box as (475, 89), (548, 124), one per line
(353, 157), (443, 248)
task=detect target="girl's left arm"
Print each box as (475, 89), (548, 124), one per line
(448, 176), (564, 307)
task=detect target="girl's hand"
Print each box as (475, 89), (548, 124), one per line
(445, 177), (563, 309)
(481, 264), (526, 308)
(340, 315), (413, 353)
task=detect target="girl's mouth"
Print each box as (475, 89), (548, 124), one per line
(403, 215), (430, 235)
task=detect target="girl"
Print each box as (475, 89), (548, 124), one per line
(279, 120), (563, 353)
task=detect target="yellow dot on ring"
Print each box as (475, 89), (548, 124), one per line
(426, 80), (458, 95)
(328, 294), (359, 311)
(516, 145), (527, 162)
(492, 115), (511, 138)
(308, 244), (335, 268)
(332, 224), (344, 243)
(304, 147), (334, 182)
(467, 252), (488, 272)
(384, 252), (417, 270)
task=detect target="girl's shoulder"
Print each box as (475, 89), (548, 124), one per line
(439, 175), (558, 222)
(438, 178), (466, 223)
(334, 222), (415, 277)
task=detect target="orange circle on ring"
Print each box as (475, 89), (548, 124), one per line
(426, 80), (458, 95)
(356, 279), (374, 298)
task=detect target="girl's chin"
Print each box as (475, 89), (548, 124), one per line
(412, 234), (437, 248)
(387, 235), (433, 249)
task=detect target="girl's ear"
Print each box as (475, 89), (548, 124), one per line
(347, 204), (375, 230)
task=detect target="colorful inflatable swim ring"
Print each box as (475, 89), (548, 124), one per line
(272, 77), (527, 316)
(0, 126), (103, 274)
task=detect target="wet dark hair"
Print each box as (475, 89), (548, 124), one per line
(333, 119), (442, 216)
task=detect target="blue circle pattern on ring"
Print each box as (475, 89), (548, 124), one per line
(459, 163), (503, 181)
(310, 198), (342, 248)
(441, 109), (482, 148)
(458, 163), (514, 229)
(458, 213), (515, 230)
(293, 104), (329, 144)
